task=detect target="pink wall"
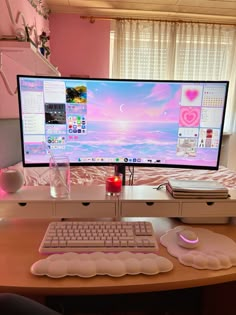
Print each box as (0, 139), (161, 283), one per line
(0, 0), (49, 39)
(0, 3), (111, 118)
(0, 0), (50, 118)
(49, 14), (110, 78)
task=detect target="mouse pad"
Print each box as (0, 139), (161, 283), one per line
(160, 226), (236, 270)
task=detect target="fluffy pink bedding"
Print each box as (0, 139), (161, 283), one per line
(6, 163), (236, 189)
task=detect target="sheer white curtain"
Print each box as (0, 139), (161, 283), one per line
(110, 20), (236, 133)
(111, 20), (175, 79)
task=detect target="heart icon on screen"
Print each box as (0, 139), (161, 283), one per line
(183, 112), (198, 125)
(186, 89), (199, 101)
(180, 107), (200, 127)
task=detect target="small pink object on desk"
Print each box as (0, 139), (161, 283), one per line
(105, 175), (122, 195)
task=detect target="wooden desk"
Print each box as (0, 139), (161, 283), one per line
(1, 217), (236, 297)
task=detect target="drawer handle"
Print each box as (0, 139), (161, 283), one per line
(82, 202), (90, 206)
(18, 202), (27, 207)
(146, 202), (154, 206)
(206, 202), (215, 206)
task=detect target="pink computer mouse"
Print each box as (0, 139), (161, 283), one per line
(176, 229), (199, 249)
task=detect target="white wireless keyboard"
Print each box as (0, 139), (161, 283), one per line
(39, 221), (159, 254)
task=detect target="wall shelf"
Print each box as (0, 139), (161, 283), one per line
(0, 40), (60, 76)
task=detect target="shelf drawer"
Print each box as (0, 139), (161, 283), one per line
(181, 201), (236, 217)
(55, 201), (116, 218)
(0, 202), (53, 218)
(120, 202), (180, 217)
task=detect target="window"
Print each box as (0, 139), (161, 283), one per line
(110, 20), (236, 132)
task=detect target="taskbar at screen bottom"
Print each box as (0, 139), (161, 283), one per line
(23, 157), (218, 169)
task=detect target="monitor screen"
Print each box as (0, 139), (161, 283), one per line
(17, 75), (229, 172)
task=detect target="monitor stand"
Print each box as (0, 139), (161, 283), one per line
(114, 164), (126, 186)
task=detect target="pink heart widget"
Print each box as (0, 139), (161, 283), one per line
(179, 107), (201, 127)
(186, 89), (199, 102)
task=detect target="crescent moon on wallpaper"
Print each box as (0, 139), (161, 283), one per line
(120, 104), (125, 112)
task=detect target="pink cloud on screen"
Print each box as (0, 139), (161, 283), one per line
(147, 84), (172, 100)
(179, 107), (201, 127)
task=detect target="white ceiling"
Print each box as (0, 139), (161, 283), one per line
(46, 0), (236, 24)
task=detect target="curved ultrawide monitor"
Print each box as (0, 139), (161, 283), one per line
(17, 75), (229, 170)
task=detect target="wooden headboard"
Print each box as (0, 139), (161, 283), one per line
(0, 119), (22, 169)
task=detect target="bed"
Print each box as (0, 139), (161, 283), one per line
(1, 118), (236, 190)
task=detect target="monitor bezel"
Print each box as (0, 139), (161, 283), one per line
(17, 75), (229, 171)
